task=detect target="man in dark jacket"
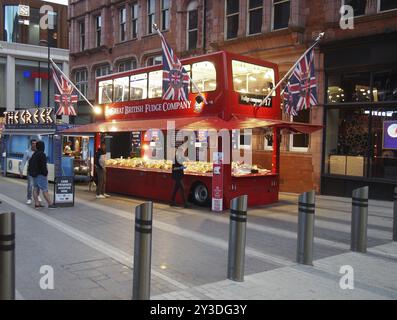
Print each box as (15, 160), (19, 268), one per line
(95, 142), (109, 199)
(170, 154), (189, 208)
(30, 141), (56, 209)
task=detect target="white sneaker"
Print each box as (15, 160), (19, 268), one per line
(26, 199), (32, 205)
(103, 194), (111, 198)
(96, 195), (106, 199)
(38, 196), (43, 202)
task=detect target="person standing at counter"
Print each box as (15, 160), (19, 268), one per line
(95, 142), (110, 199)
(170, 157), (189, 208)
(30, 141), (57, 209)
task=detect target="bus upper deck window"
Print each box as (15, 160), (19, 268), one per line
(148, 70), (163, 98)
(130, 73), (148, 100)
(99, 80), (113, 104)
(232, 60), (275, 96)
(114, 77), (130, 102)
(192, 61), (217, 93)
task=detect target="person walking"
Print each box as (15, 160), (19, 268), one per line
(170, 155), (189, 208)
(29, 141), (56, 209)
(20, 139), (42, 205)
(95, 142), (110, 199)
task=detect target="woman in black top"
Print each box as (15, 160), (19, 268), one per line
(30, 141), (56, 209)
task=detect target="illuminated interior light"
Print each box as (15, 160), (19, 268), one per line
(234, 78), (243, 84)
(143, 144), (149, 151)
(249, 76), (257, 82)
(94, 106), (102, 115)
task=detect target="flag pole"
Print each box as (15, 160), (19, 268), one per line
(152, 23), (208, 105)
(49, 58), (95, 110)
(259, 32), (325, 107)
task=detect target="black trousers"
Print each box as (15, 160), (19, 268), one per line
(171, 179), (187, 204)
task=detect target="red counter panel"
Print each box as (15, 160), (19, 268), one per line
(106, 167), (279, 210)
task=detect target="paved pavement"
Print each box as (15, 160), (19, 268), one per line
(0, 175), (396, 300)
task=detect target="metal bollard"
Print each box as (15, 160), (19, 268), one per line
(351, 186), (369, 253)
(227, 195), (248, 282)
(132, 202), (153, 300)
(0, 212), (15, 300)
(297, 191), (315, 265)
(393, 187), (397, 242)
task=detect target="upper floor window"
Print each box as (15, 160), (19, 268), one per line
(343, 0), (367, 17)
(95, 15), (102, 47)
(95, 64), (111, 78)
(119, 7), (127, 42)
(187, 2), (199, 50)
(226, 0), (239, 39)
(131, 2), (139, 39)
(147, 0), (156, 34)
(161, 0), (170, 31)
(75, 69), (88, 101)
(273, 0), (290, 30)
(147, 56), (163, 66)
(192, 61), (217, 93)
(248, 0), (263, 35)
(232, 60), (275, 96)
(117, 59), (137, 72)
(79, 22), (85, 51)
(378, 0), (397, 12)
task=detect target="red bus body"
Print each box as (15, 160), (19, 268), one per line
(74, 51), (286, 209)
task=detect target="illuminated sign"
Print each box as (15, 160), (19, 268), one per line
(18, 5), (30, 17)
(384, 121), (397, 150)
(4, 108), (56, 129)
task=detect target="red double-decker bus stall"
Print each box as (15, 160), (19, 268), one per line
(61, 51), (321, 209)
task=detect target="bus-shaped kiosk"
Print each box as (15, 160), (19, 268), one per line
(61, 51), (321, 209)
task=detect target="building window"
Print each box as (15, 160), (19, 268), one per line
(95, 15), (102, 47)
(343, 0), (367, 16)
(187, 2), (199, 50)
(147, 0), (156, 34)
(3, 6), (55, 47)
(290, 109), (310, 152)
(327, 72), (371, 103)
(75, 69), (88, 101)
(248, 0), (263, 35)
(117, 59), (137, 72)
(147, 56), (162, 66)
(226, 0), (239, 40)
(161, 0), (170, 31)
(378, 0), (397, 12)
(95, 64), (111, 78)
(273, 0), (290, 30)
(131, 2), (139, 39)
(79, 22), (85, 51)
(119, 7), (127, 42)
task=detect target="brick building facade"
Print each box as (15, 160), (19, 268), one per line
(68, 0), (397, 197)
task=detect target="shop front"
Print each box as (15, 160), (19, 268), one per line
(61, 51), (321, 209)
(321, 32), (397, 200)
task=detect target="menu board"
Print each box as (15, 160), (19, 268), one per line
(54, 176), (75, 207)
(131, 131), (142, 157)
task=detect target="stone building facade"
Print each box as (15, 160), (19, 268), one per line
(68, 0), (397, 196)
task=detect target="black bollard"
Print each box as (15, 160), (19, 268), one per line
(227, 195), (248, 282)
(393, 187), (397, 242)
(351, 186), (369, 253)
(132, 202), (153, 300)
(297, 191), (315, 265)
(0, 212), (15, 300)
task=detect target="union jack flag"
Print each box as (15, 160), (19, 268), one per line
(53, 66), (78, 116)
(284, 48), (318, 116)
(160, 33), (190, 101)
